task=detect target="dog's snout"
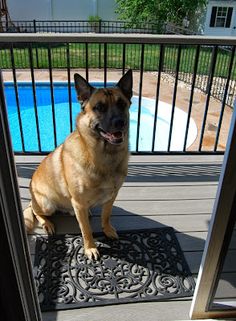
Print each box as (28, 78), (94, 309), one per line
(112, 117), (125, 130)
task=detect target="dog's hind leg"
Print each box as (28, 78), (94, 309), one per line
(31, 194), (55, 234)
(23, 202), (35, 233)
(101, 196), (118, 239)
(34, 212), (55, 234)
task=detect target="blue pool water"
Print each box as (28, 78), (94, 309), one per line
(4, 82), (197, 152)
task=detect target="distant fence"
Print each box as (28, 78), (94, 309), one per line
(0, 19), (198, 35)
(0, 20), (162, 34)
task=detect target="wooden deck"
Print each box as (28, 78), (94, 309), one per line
(16, 154), (224, 321)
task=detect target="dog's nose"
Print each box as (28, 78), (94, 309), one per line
(112, 117), (125, 130)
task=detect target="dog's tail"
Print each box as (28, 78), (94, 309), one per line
(23, 202), (35, 233)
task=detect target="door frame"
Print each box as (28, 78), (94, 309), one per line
(0, 71), (42, 321)
(190, 102), (236, 319)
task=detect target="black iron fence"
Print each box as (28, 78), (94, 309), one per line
(0, 34), (235, 155)
(0, 20), (162, 34)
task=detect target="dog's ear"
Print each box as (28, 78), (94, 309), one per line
(116, 69), (133, 101)
(74, 74), (95, 106)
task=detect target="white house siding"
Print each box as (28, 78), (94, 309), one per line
(204, 0), (236, 36)
(97, 0), (117, 20)
(8, 0), (52, 20)
(7, 0), (118, 21)
(52, 0), (94, 20)
(232, 4), (236, 35)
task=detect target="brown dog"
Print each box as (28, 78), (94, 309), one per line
(24, 70), (132, 259)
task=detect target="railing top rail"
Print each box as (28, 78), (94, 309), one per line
(0, 33), (235, 45)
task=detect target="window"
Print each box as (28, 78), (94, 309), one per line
(210, 6), (233, 28)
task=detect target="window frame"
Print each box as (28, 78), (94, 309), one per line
(210, 6), (233, 28)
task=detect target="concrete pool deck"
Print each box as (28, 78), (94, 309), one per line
(2, 69), (233, 151)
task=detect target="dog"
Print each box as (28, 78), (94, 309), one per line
(23, 69), (133, 260)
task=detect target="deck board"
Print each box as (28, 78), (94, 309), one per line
(16, 155), (227, 321)
(20, 181), (218, 201)
(117, 185), (218, 200)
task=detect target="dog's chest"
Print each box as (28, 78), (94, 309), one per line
(86, 174), (123, 207)
(83, 171), (123, 207)
(73, 156), (128, 208)
(94, 186), (116, 206)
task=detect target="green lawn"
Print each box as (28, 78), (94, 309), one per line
(0, 43), (235, 79)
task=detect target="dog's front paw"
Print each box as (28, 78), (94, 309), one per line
(103, 225), (118, 239)
(84, 247), (100, 260)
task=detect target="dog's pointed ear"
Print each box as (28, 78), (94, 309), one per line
(116, 69), (133, 101)
(74, 73), (95, 105)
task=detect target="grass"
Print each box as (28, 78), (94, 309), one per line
(0, 43), (235, 79)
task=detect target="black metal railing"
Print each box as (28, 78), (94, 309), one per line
(0, 37), (234, 107)
(0, 34), (235, 155)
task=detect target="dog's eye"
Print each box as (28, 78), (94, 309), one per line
(117, 98), (126, 109)
(94, 103), (107, 113)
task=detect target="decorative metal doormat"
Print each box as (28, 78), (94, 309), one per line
(34, 227), (195, 311)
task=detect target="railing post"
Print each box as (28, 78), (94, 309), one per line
(34, 44), (39, 69)
(98, 20), (102, 68)
(99, 43), (102, 69)
(99, 19), (102, 33)
(33, 20), (39, 68)
(160, 44), (165, 72)
(206, 46), (216, 94)
(199, 46), (218, 151)
(33, 19), (37, 33)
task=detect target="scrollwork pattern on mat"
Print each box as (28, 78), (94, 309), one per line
(34, 228), (195, 311)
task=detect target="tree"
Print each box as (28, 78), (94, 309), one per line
(115, 0), (207, 32)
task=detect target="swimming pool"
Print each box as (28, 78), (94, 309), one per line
(4, 82), (197, 152)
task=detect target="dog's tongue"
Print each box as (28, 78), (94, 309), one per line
(111, 131), (122, 139)
(100, 130), (123, 144)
